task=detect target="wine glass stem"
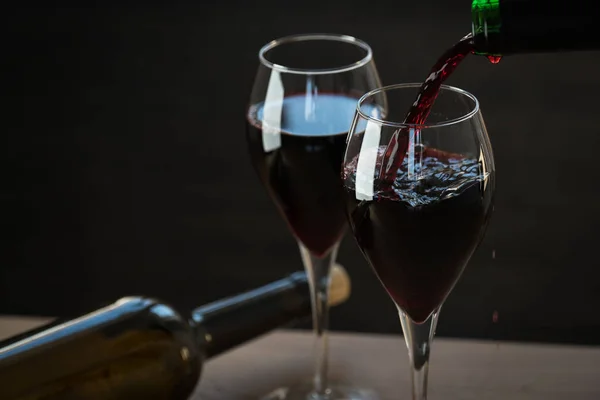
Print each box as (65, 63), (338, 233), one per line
(398, 308), (440, 400)
(299, 242), (340, 398)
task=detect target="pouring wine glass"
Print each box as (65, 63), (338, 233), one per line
(342, 83), (495, 399)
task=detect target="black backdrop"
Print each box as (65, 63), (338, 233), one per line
(3, 0), (600, 345)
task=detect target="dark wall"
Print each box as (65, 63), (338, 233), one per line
(3, 1), (600, 345)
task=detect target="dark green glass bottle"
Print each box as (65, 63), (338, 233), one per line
(0, 267), (350, 400)
(471, 0), (600, 56)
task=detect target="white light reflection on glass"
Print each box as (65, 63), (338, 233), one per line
(479, 144), (489, 192)
(355, 119), (382, 201)
(304, 75), (317, 123)
(261, 70), (284, 152)
(406, 128), (418, 180)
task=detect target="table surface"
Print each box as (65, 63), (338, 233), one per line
(1, 316), (599, 400)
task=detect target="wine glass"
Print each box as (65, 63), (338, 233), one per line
(342, 83), (495, 399)
(246, 34), (382, 400)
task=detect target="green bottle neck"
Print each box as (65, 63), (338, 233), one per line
(471, 0), (502, 56)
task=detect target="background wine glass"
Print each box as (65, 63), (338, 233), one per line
(342, 83), (495, 400)
(246, 34), (382, 400)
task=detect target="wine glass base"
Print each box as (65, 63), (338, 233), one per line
(261, 383), (380, 400)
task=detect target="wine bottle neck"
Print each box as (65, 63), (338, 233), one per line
(471, 0), (502, 56)
(471, 0), (600, 56)
(190, 272), (310, 359)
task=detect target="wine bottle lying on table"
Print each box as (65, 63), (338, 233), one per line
(0, 265), (351, 400)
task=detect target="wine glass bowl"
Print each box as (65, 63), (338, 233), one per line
(342, 83), (495, 398)
(246, 34), (383, 400)
(247, 34), (381, 258)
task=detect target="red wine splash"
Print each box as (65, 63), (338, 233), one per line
(344, 151), (492, 323)
(380, 33), (495, 184)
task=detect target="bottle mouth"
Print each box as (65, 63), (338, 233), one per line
(258, 33), (373, 75)
(471, 0), (502, 54)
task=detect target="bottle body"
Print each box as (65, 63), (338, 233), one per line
(0, 297), (201, 400)
(471, 0), (600, 56)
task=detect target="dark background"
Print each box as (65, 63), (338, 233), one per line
(3, 0), (600, 345)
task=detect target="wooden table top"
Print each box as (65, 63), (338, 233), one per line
(1, 316), (599, 399)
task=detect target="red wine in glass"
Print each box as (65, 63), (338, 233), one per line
(246, 94), (359, 257)
(344, 33), (498, 323)
(344, 146), (494, 323)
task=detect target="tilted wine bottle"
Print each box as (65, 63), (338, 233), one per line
(471, 0), (600, 56)
(0, 265), (351, 400)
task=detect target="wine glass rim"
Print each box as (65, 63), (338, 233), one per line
(258, 33), (373, 75)
(357, 83), (481, 129)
